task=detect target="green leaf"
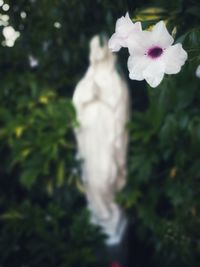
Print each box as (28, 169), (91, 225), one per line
(20, 170), (38, 189)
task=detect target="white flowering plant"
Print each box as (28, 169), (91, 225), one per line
(108, 8), (200, 88)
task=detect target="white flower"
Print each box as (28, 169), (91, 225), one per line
(108, 12), (142, 52)
(2, 26), (20, 47)
(195, 65), (200, 78)
(28, 55), (39, 68)
(127, 21), (188, 87)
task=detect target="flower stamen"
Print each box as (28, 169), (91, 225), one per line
(147, 46), (163, 59)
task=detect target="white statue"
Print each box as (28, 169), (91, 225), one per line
(73, 35), (130, 245)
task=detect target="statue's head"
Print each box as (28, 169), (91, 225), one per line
(89, 35), (115, 65)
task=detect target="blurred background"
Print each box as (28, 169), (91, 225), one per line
(0, 0), (200, 266)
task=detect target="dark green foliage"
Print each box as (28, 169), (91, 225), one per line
(0, 198), (105, 267)
(0, 0), (200, 267)
(118, 21), (200, 267)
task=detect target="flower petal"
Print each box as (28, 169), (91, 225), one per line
(109, 13), (142, 52)
(127, 31), (150, 55)
(115, 13), (134, 37)
(128, 55), (150, 80)
(196, 65), (200, 78)
(164, 43), (188, 74)
(108, 33), (124, 52)
(133, 21), (142, 31)
(143, 60), (165, 87)
(151, 21), (174, 48)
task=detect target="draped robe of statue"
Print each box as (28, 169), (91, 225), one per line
(73, 35), (129, 245)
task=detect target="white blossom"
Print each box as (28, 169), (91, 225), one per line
(127, 21), (188, 87)
(109, 17), (188, 88)
(28, 55), (39, 68)
(3, 26), (20, 47)
(195, 65), (200, 78)
(108, 12), (142, 52)
(2, 3), (9, 11)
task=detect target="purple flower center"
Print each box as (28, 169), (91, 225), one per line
(147, 46), (163, 59)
